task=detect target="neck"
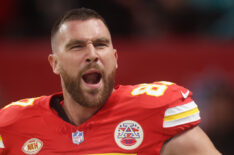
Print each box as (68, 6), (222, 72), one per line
(62, 90), (99, 126)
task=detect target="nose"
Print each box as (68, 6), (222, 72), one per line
(86, 44), (98, 63)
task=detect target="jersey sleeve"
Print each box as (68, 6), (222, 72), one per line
(161, 83), (201, 137)
(0, 96), (50, 153)
(129, 81), (200, 137)
(0, 98), (39, 127)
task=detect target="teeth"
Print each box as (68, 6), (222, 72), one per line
(82, 72), (101, 84)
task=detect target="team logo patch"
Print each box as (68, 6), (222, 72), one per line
(22, 138), (43, 154)
(72, 130), (84, 145)
(114, 120), (144, 150)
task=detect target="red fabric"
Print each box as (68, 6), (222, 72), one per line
(0, 82), (200, 154)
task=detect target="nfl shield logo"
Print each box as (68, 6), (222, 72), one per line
(72, 130), (84, 145)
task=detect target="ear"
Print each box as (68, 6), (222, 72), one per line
(48, 54), (60, 75)
(113, 49), (118, 69)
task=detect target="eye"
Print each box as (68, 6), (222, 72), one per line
(94, 43), (107, 48)
(70, 45), (84, 50)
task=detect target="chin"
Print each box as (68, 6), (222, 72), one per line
(81, 91), (106, 108)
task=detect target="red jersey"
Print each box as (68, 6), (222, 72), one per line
(0, 81), (200, 155)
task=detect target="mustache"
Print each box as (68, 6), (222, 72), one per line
(80, 63), (104, 76)
(84, 63), (102, 70)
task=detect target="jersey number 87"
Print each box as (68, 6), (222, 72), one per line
(131, 81), (173, 97)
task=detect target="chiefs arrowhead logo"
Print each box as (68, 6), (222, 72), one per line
(114, 120), (144, 150)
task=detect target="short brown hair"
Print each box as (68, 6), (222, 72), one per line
(51, 8), (109, 40)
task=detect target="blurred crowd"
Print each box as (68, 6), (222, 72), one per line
(0, 0), (234, 40)
(189, 71), (234, 155)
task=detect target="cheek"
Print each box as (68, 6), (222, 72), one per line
(58, 55), (83, 77)
(103, 54), (117, 71)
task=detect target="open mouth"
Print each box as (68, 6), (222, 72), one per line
(82, 71), (102, 84)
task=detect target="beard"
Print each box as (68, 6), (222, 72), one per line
(60, 64), (115, 108)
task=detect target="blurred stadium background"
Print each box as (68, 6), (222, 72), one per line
(0, 0), (233, 154)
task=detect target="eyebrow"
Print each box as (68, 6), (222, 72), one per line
(65, 40), (85, 50)
(93, 38), (110, 44)
(65, 37), (110, 50)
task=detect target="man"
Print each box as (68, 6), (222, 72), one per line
(0, 8), (221, 155)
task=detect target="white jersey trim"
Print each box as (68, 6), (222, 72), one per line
(163, 112), (200, 128)
(164, 101), (197, 116)
(163, 101), (200, 128)
(0, 135), (5, 148)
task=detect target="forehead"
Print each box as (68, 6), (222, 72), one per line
(57, 19), (111, 41)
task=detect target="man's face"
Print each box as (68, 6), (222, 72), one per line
(50, 19), (118, 108)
